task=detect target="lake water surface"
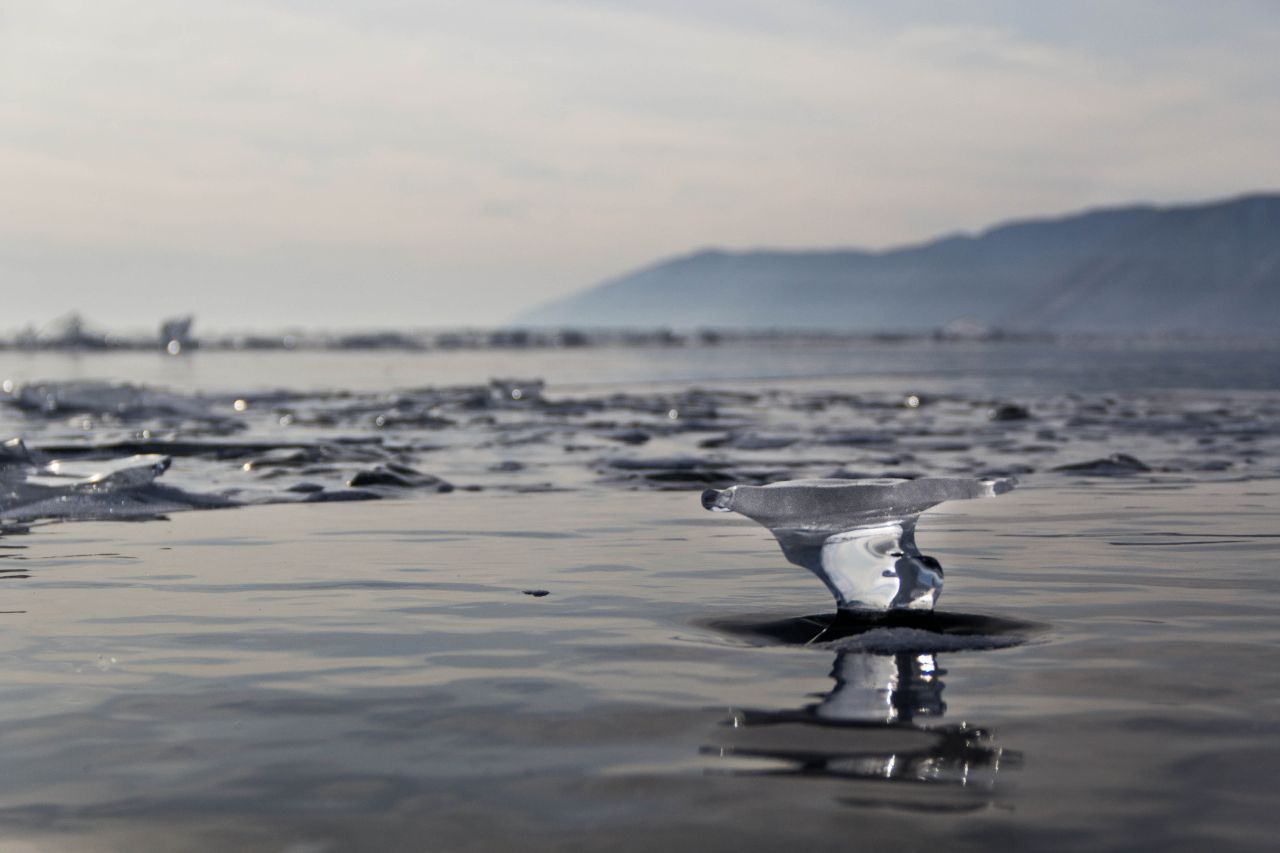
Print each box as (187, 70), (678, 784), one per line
(2, 340), (1278, 851)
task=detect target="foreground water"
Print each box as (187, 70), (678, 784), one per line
(2, 341), (1279, 850)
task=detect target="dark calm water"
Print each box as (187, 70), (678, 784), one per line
(2, 340), (1279, 851)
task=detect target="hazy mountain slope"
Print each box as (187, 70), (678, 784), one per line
(1008, 195), (1280, 331)
(519, 195), (1279, 333)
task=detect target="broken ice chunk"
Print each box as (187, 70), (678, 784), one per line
(701, 477), (1015, 613)
(702, 477), (1014, 532)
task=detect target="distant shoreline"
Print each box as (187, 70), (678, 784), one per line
(3, 323), (1278, 354)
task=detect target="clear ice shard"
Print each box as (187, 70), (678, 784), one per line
(2, 443), (236, 524)
(702, 477), (1016, 612)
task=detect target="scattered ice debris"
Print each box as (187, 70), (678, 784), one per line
(814, 430), (896, 447)
(334, 331), (424, 350)
(348, 464), (453, 492)
(1052, 453), (1152, 475)
(699, 433), (797, 450)
(601, 455), (738, 489)
(36, 454), (172, 491)
(702, 477), (1016, 613)
(989, 403), (1031, 421)
(606, 456), (720, 472)
(160, 316), (195, 355)
(489, 378), (544, 405)
(22, 313), (110, 350)
(599, 429), (651, 445)
(2, 380), (224, 422)
(302, 489), (381, 503)
(3, 372), (1275, 527)
(1, 437), (32, 465)
(824, 468), (876, 480)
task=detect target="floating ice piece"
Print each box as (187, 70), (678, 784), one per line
(1, 445), (236, 523)
(160, 316), (194, 355)
(348, 463), (453, 492)
(32, 454), (171, 491)
(2, 380), (219, 421)
(489, 377), (544, 404)
(702, 477), (1015, 612)
(1052, 453), (1150, 475)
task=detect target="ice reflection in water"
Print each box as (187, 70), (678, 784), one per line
(705, 648), (1016, 808)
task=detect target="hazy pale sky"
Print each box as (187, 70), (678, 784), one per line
(2, 0), (1277, 330)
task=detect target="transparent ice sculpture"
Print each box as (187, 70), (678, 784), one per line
(702, 477), (1015, 612)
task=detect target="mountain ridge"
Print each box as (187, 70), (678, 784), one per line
(519, 193), (1280, 333)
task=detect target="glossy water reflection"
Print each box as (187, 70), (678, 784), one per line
(703, 609), (1030, 811)
(1, 447), (1278, 850)
(707, 651), (1015, 805)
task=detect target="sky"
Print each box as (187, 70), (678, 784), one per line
(2, 0), (1278, 331)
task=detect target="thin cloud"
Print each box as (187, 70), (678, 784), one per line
(0, 0), (1275, 327)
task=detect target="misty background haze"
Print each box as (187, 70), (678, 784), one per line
(2, 0), (1278, 330)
